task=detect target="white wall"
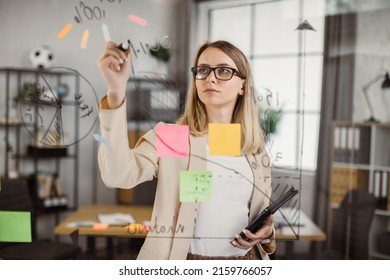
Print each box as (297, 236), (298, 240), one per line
(0, 0), (184, 240)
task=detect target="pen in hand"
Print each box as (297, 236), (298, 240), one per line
(119, 39), (130, 52)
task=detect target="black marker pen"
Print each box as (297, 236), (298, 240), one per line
(119, 40), (130, 51)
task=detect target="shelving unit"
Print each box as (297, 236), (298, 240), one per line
(0, 67), (80, 212)
(329, 120), (390, 259)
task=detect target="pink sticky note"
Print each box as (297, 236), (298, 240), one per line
(156, 125), (189, 158)
(128, 14), (147, 26)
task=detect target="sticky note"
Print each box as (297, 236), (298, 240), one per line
(180, 171), (212, 202)
(93, 133), (110, 145)
(156, 125), (189, 157)
(128, 14), (147, 26)
(80, 29), (89, 49)
(101, 23), (111, 42)
(0, 211), (31, 242)
(57, 23), (73, 39)
(93, 223), (109, 231)
(208, 123), (241, 156)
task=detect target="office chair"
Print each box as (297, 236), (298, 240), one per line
(0, 178), (81, 260)
(293, 189), (376, 260)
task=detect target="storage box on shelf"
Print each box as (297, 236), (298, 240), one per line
(330, 166), (369, 206)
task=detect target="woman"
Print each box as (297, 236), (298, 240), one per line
(97, 40), (275, 260)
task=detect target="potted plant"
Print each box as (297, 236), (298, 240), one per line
(149, 42), (171, 63)
(260, 107), (282, 142)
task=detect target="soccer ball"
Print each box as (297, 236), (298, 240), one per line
(29, 45), (55, 70)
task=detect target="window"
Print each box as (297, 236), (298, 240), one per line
(197, 0), (325, 171)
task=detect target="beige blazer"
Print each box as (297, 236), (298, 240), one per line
(98, 97), (276, 260)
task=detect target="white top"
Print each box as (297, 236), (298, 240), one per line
(189, 152), (254, 257)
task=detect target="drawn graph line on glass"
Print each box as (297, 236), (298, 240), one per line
(20, 67), (99, 148)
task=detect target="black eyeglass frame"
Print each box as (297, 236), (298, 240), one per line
(191, 66), (243, 81)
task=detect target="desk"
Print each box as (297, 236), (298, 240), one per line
(55, 205), (325, 259)
(55, 204), (153, 259)
(274, 208), (326, 258)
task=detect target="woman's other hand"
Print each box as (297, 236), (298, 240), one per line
(232, 215), (274, 250)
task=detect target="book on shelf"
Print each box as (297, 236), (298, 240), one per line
(371, 170), (389, 210)
(36, 174), (52, 199)
(388, 187), (390, 211)
(36, 171), (68, 209)
(333, 125), (370, 164)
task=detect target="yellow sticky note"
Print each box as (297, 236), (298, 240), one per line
(209, 123), (241, 156)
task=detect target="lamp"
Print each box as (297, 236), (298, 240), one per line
(362, 71), (390, 123)
(382, 72), (390, 88)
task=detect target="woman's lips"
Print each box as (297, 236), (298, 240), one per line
(204, 88), (219, 93)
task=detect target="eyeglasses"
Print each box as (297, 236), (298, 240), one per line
(191, 66), (242, 81)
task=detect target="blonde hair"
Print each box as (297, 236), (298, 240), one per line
(177, 40), (265, 154)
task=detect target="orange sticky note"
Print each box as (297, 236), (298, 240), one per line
(57, 23), (73, 39)
(208, 123), (241, 156)
(80, 29), (89, 49)
(156, 125), (189, 157)
(93, 223), (109, 230)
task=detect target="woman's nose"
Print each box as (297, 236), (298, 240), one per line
(205, 70), (217, 83)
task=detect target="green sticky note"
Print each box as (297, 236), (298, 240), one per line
(209, 123), (241, 156)
(0, 211), (32, 242)
(180, 171), (212, 202)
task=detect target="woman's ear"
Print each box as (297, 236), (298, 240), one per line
(239, 83), (245, 95)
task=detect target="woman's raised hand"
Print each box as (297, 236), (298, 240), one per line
(97, 41), (131, 108)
